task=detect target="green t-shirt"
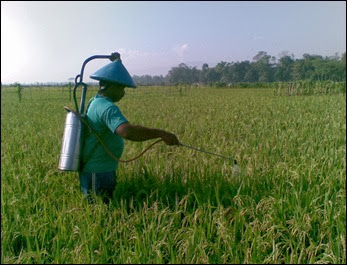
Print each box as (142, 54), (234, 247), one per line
(81, 94), (128, 173)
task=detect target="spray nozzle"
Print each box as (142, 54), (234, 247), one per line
(232, 161), (241, 177)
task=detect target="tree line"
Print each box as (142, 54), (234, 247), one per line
(132, 51), (346, 86)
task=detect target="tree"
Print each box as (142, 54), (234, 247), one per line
(229, 61), (251, 82)
(215, 61), (231, 83)
(252, 51), (269, 62)
(205, 68), (220, 83)
(252, 51), (274, 82)
(274, 55), (294, 81)
(340, 52), (346, 81)
(167, 63), (200, 84)
(244, 67), (258, 82)
(200, 63), (209, 84)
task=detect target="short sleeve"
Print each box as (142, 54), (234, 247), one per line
(101, 105), (128, 133)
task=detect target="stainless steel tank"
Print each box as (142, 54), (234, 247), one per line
(58, 111), (82, 171)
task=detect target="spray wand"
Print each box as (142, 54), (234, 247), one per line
(179, 142), (236, 163)
(179, 143), (241, 177)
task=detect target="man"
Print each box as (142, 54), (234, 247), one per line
(79, 56), (179, 202)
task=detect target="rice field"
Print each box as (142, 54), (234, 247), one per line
(1, 85), (346, 264)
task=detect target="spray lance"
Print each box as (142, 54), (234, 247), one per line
(59, 53), (241, 177)
(179, 143), (241, 177)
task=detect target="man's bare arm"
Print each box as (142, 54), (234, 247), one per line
(116, 123), (180, 146)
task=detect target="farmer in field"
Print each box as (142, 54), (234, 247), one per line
(79, 54), (179, 203)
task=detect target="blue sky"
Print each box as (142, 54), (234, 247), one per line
(1, 1), (346, 84)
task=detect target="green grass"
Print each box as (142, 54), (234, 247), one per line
(1, 85), (346, 264)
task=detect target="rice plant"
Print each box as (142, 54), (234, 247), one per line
(1, 85), (346, 264)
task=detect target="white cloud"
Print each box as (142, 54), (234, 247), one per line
(117, 48), (150, 60)
(173, 43), (189, 57)
(252, 34), (264, 41)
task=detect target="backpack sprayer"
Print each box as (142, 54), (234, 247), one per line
(58, 52), (240, 176)
(58, 52), (158, 171)
(58, 52), (122, 171)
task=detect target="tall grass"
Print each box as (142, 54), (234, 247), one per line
(1, 86), (346, 263)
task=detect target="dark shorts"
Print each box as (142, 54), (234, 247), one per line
(79, 171), (116, 200)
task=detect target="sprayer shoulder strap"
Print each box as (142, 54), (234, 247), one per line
(80, 96), (103, 166)
(80, 115), (108, 167)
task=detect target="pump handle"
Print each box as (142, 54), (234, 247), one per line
(73, 52), (120, 114)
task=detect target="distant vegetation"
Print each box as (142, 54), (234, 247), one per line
(133, 51), (346, 86)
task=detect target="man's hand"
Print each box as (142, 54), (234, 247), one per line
(161, 131), (180, 146)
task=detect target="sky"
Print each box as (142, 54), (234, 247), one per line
(1, 1), (346, 84)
